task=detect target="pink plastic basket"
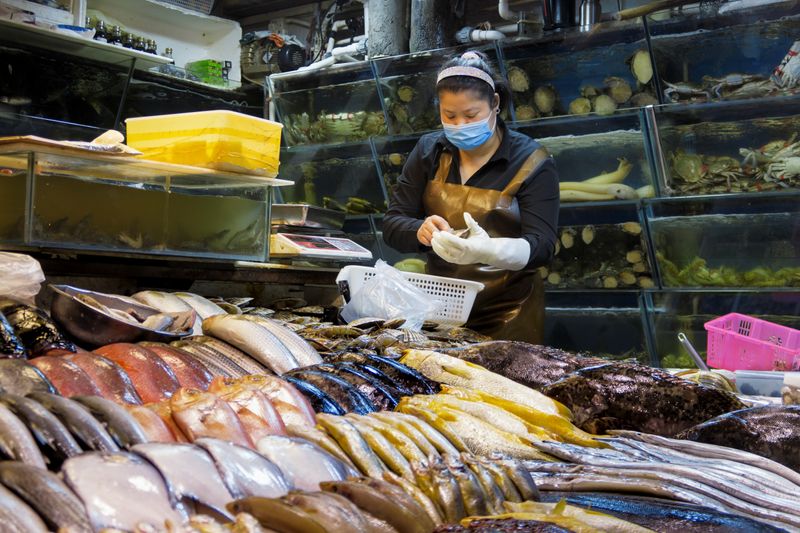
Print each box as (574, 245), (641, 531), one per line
(705, 313), (800, 371)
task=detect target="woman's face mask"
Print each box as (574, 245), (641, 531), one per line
(439, 90), (498, 151)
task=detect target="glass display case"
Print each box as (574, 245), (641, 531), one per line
(372, 45), (501, 136)
(652, 96), (800, 196)
(269, 62), (386, 147)
(544, 292), (650, 364)
(546, 201), (653, 290)
(643, 289), (800, 368)
(646, 2), (799, 106)
(500, 21), (655, 122)
(372, 134), (419, 199)
(645, 193), (800, 288)
(514, 111), (656, 201)
(275, 141), (386, 215)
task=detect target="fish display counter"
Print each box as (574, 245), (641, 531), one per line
(645, 193), (800, 288)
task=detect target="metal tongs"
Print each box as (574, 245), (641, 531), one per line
(678, 332), (710, 371)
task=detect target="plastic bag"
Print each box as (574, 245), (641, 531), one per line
(341, 260), (439, 331)
(0, 253), (45, 306)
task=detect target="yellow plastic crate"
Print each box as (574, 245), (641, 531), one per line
(126, 111), (283, 177)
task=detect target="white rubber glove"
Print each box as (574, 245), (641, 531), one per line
(430, 213), (531, 271)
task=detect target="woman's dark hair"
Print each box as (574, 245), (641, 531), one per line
(436, 50), (511, 112)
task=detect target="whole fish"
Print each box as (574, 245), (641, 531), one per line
(349, 353), (437, 395)
(677, 405), (800, 472)
(62, 451), (186, 531)
(385, 411), (461, 456)
(172, 338), (251, 378)
(284, 369), (377, 414)
(0, 393), (82, 468)
(283, 375), (346, 415)
(0, 299), (76, 356)
(236, 374), (316, 427)
(255, 435), (357, 491)
(125, 404), (177, 443)
(202, 315), (299, 374)
(139, 342), (213, 390)
(313, 362), (401, 410)
(132, 442), (234, 520)
(543, 362), (747, 436)
(73, 396), (149, 448)
(169, 387), (253, 448)
(0, 359), (55, 396)
(316, 414), (386, 478)
(309, 491), (399, 533)
(371, 412), (442, 458)
(175, 292), (227, 320)
(208, 377), (287, 441)
(131, 290), (202, 334)
(63, 352), (142, 405)
(0, 461), (92, 532)
(382, 470), (444, 527)
(239, 315), (322, 367)
(94, 343), (181, 403)
(284, 423), (357, 468)
(0, 482), (48, 532)
(461, 455), (506, 515)
(429, 458), (467, 523)
(28, 356), (102, 397)
(28, 392), (120, 452)
(324, 354), (414, 396)
(345, 416), (414, 480)
(0, 311), (26, 358)
(188, 336), (271, 376)
(145, 401), (188, 442)
(439, 341), (606, 390)
(281, 491), (371, 533)
(227, 496), (327, 533)
(321, 477), (435, 533)
(195, 437), (291, 498)
(400, 350), (567, 417)
(353, 415), (428, 465)
(0, 402), (46, 467)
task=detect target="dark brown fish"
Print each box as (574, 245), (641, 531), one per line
(440, 341), (605, 390)
(677, 405), (800, 472)
(0, 311), (26, 358)
(542, 362), (747, 436)
(0, 299), (76, 356)
(434, 519), (572, 532)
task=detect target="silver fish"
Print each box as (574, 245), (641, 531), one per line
(240, 315), (322, 367)
(0, 461), (92, 532)
(0, 402), (46, 468)
(72, 396), (149, 449)
(132, 291), (202, 334)
(28, 393), (120, 453)
(175, 293), (227, 320)
(189, 336), (270, 376)
(170, 339), (248, 378)
(0, 482), (48, 532)
(62, 452), (186, 531)
(132, 442), (234, 520)
(194, 437), (291, 499)
(202, 315), (299, 374)
(255, 435), (358, 491)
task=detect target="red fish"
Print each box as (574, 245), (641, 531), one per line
(125, 405), (176, 442)
(170, 387), (253, 448)
(28, 356), (102, 397)
(63, 352), (143, 405)
(209, 376), (287, 443)
(139, 342), (213, 390)
(145, 401), (188, 442)
(234, 375), (315, 428)
(94, 344), (180, 403)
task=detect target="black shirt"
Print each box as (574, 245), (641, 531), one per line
(383, 123), (560, 269)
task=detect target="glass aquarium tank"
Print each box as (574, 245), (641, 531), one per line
(646, 2), (800, 106)
(644, 289), (800, 368)
(0, 152), (27, 245)
(653, 96), (800, 196)
(514, 111), (656, 202)
(646, 193), (800, 288)
(501, 20), (655, 122)
(545, 292), (650, 364)
(545, 202), (653, 290)
(276, 141), (386, 215)
(269, 62), (386, 146)
(372, 45), (500, 135)
(372, 134), (420, 199)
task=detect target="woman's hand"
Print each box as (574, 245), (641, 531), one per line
(417, 215), (451, 246)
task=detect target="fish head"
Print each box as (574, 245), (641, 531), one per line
(170, 388), (218, 412)
(207, 376), (241, 395)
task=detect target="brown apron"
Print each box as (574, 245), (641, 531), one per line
(422, 148), (549, 343)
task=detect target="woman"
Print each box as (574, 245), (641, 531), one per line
(383, 51), (559, 343)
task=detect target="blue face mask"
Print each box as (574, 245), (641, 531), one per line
(442, 114), (495, 151)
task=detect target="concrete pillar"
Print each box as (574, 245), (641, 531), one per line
(367, 0), (409, 57)
(409, 0), (454, 53)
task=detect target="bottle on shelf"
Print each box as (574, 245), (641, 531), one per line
(85, 16), (96, 30)
(122, 32), (134, 49)
(163, 47), (174, 63)
(134, 36), (147, 52)
(146, 39), (157, 55)
(93, 20), (107, 43)
(108, 25), (123, 46)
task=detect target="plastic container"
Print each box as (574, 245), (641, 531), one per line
(126, 111), (283, 177)
(705, 312), (800, 371)
(336, 265), (484, 326)
(734, 370), (784, 397)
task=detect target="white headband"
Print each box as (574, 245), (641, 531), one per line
(436, 66), (496, 90)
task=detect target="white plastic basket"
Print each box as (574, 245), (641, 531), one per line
(336, 265), (484, 326)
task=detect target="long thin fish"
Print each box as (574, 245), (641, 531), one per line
(28, 393), (120, 452)
(202, 315), (298, 374)
(0, 482), (48, 532)
(172, 339), (249, 378)
(73, 396), (149, 449)
(188, 336), (269, 376)
(0, 402), (46, 467)
(240, 315), (321, 367)
(0, 360), (55, 396)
